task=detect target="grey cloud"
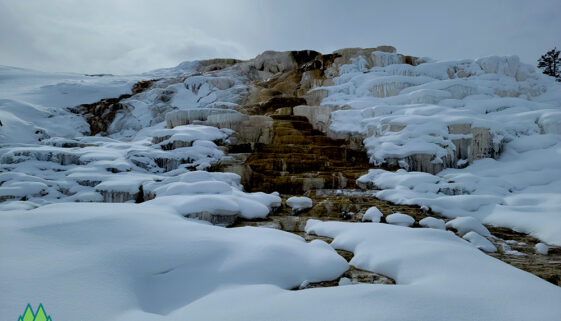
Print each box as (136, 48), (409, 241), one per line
(1, 0), (559, 74)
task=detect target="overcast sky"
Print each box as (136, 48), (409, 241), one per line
(1, 0), (560, 75)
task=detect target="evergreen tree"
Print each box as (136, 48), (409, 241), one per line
(537, 48), (561, 81)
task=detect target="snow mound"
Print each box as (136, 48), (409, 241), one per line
(304, 220), (561, 321)
(362, 206), (383, 222)
(419, 216), (445, 229)
(445, 216), (491, 237)
(535, 243), (549, 255)
(463, 231), (497, 252)
(0, 203), (348, 320)
(385, 213), (415, 227)
(286, 196), (313, 214)
(358, 138), (561, 245)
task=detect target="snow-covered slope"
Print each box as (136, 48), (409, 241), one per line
(321, 55), (561, 172)
(315, 54), (561, 246)
(0, 62), (281, 218)
(0, 66), (141, 144)
(1, 48), (560, 321)
(0, 203), (347, 320)
(1, 205), (559, 321)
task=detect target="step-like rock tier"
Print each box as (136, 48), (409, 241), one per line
(243, 115), (370, 194)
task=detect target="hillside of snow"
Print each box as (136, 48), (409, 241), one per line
(1, 47), (560, 320)
(316, 55), (561, 245)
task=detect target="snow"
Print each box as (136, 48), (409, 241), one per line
(358, 142), (561, 245)
(2, 50), (561, 320)
(501, 243), (525, 256)
(0, 62), (275, 214)
(286, 196), (313, 213)
(0, 63), (250, 211)
(110, 68), (247, 135)
(0, 66), (139, 107)
(321, 52), (561, 246)
(152, 125), (229, 147)
(0, 203), (347, 320)
(0, 66), (140, 144)
(535, 243), (549, 255)
(147, 193), (275, 220)
(419, 216), (446, 229)
(463, 231), (497, 252)
(140, 172), (281, 220)
(385, 212), (415, 227)
(445, 216), (491, 237)
(4, 204), (558, 321)
(304, 220), (561, 321)
(0, 129), (280, 219)
(361, 206), (383, 222)
(338, 277), (353, 286)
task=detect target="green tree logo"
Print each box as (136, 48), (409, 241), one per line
(18, 304), (52, 321)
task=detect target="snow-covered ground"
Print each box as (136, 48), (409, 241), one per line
(318, 54), (561, 246)
(1, 49), (560, 320)
(0, 203), (346, 320)
(1, 204), (559, 321)
(0, 65), (142, 144)
(0, 63), (272, 216)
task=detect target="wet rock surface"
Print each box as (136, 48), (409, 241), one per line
(234, 114), (372, 194)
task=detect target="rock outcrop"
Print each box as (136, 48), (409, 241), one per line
(223, 113), (371, 194)
(68, 46), (511, 176)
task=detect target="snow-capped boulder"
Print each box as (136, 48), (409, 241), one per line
(286, 196), (313, 215)
(419, 217), (446, 230)
(535, 243), (549, 255)
(463, 231), (497, 252)
(385, 213), (415, 227)
(446, 217), (491, 237)
(362, 206), (383, 222)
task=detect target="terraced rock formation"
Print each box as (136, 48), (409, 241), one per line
(17, 46), (558, 288)
(242, 114), (370, 194)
